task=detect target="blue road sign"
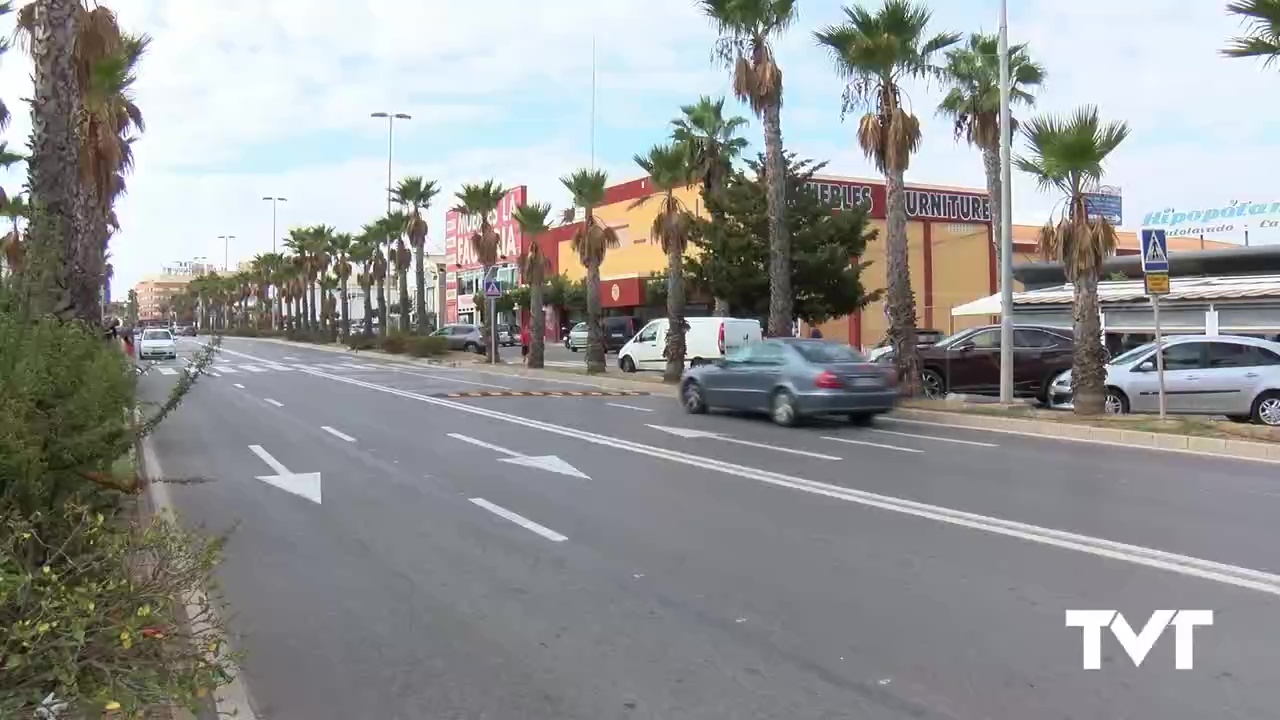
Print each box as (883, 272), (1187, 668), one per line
(483, 277), (502, 298)
(1140, 229), (1169, 273)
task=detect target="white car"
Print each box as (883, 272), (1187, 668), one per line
(565, 322), (588, 352)
(616, 317), (762, 373)
(138, 328), (177, 360)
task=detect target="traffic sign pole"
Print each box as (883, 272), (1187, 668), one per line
(1141, 229), (1170, 420)
(1154, 295), (1166, 419)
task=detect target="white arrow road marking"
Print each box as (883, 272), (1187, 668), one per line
(866, 428), (998, 448)
(247, 445), (322, 504)
(470, 498), (567, 542)
(821, 436), (922, 454)
(447, 432), (590, 479)
(264, 398), (284, 408)
(646, 425), (842, 461)
(607, 402), (653, 412)
(321, 426), (356, 442)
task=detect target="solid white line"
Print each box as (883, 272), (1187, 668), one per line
(233, 383), (245, 389)
(157, 367), (178, 375)
(388, 367), (511, 389)
(821, 436), (923, 454)
(321, 426), (356, 442)
(718, 435), (842, 460)
(248, 444), (290, 475)
(606, 402), (654, 412)
(264, 398), (284, 408)
(241, 365), (267, 373)
(447, 432), (521, 457)
(269, 364), (294, 372)
(867, 428), (998, 448)
(339, 362), (375, 369)
(280, 355), (1280, 595)
(470, 498), (568, 542)
(283, 356), (300, 361)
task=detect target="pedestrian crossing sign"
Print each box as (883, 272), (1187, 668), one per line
(1140, 229), (1169, 273)
(483, 278), (502, 298)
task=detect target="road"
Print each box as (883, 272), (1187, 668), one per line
(142, 336), (1280, 720)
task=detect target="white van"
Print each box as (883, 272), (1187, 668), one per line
(617, 317), (762, 373)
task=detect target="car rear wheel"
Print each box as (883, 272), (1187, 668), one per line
(1104, 387), (1130, 415)
(463, 341), (478, 353)
(770, 389), (798, 427)
(620, 356), (636, 373)
(681, 380), (707, 414)
(1251, 391), (1280, 426)
(920, 369), (945, 399)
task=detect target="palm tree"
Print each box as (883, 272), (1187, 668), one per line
(1015, 107), (1129, 416)
(512, 202), (553, 369)
(306, 225), (334, 333)
(359, 222), (390, 336)
(382, 210), (412, 332)
(561, 168), (619, 374)
(633, 144), (696, 383)
(392, 176), (441, 334)
(350, 230), (378, 337)
(938, 33), (1045, 266)
(330, 232), (354, 340)
(252, 251), (286, 330)
(284, 229), (310, 331)
(318, 275), (339, 340)
(671, 95), (749, 316)
(454, 180), (508, 362)
(814, 0), (959, 395)
(1223, 0), (1280, 65)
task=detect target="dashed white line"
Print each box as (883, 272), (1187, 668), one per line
(219, 366), (239, 374)
(209, 371), (221, 378)
(606, 402), (653, 412)
(447, 432), (520, 456)
(866, 428), (999, 448)
(283, 356), (300, 361)
(264, 398), (284, 407)
(470, 498), (568, 543)
(820, 436), (923, 454)
(242, 365), (268, 373)
(321, 426), (356, 442)
(157, 367), (178, 375)
(233, 383), (245, 389)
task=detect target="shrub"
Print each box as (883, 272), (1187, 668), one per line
(345, 334), (378, 351)
(406, 335), (448, 358)
(381, 332), (408, 354)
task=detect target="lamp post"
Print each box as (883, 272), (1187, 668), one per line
(371, 112), (410, 311)
(218, 235), (236, 271)
(261, 196), (287, 253)
(997, 0), (1015, 405)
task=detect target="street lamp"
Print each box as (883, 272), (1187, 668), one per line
(371, 111), (411, 313)
(218, 235), (236, 271)
(261, 196), (287, 253)
(997, 0), (1015, 404)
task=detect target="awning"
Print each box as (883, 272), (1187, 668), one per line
(951, 294), (1002, 316)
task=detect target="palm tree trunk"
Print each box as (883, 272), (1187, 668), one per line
(585, 261), (605, 374)
(340, 279), (350, 341)
(713, 297), (730, 317)
(981, 143), (1003, 267)
(664, 248), (686, 383)
(761, 101), (792, 338)
(397, 259), (411, 333)
(414, 249), (427, 334)
(27, 0), (88, 323)
(1072, 267), (1106, 415)
(376, 279), (387, 337)
(529, 276), (546, 369)
(309, 279), (319, 333)
(362, 281), (374, 336)
(885, 168), (922, 396)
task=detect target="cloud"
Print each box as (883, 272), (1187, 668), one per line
(0, 0), (1275, 294)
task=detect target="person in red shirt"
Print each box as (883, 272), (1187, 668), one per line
(520, 325), (532, 365)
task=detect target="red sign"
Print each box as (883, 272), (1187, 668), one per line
(805, 178), (991, 223)
(444, 185), (528, 322)
(602, 277), (644, 308)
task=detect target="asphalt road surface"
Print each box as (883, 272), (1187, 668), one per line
(142, 336), (1280, 720)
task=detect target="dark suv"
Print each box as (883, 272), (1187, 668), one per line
(883, 324), (1074, 402)
(602, 316), (641, 353)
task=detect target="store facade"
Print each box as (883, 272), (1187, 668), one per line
(444, 185), (528, 326)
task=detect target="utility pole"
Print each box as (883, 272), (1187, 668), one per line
(262, 196), (287, 253)
(371, 111), (411, 309)
(997, 0), (1015, 404)
(218, 235), (235, 271)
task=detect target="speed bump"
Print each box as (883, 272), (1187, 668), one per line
(435, 389), (649, 399)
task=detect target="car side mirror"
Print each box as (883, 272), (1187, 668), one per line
(955, 342), (975, 352)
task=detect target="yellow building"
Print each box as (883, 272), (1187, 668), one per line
(133, 274), (192, 321)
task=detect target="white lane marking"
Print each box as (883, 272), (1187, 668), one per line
(248, 444), (291, 475)
(233, 383), (245, 389)
(293, 365), (1280, 597)
(867, 428), (998, 448)
(269, 364), (295, 372)
(648, 424), (841, 460)
(387, 368), (512, 389)
(821, 436), (924, 453)
(218, 366), (239, 374)
(447, 432), (520, 456)
(607, 402), (654, 412)
(317, 363), (350, 371)
(264, 398), (284, 407)
(880, 416), (1280, 465)
(470, 498), (568, 543)
(283, 356), (300, 361)
(209, 371), (221, 378)
(157, 367), (178, 375)
(339, 362), (377, 369)
(321, 426), (356, 442)
(241, 365), (268, 373)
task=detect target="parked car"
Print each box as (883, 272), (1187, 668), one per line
(430, 323), (487, 353)
(866, 329), (945, 362)
(175, 324), (196, 337)
(680, 338), (899, 426)
(138, 328), (177, 360)
(1049, 334), (1280, 426)
(566, 322), (588, 351)
(498, 325), (518, 347)
(617, 316), (762, 372)
(877, 324), (1074, 403)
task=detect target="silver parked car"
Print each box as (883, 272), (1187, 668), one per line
(566, 322), (588, 352)
(430, 323), (487, 353)
(680, 339), (900, 426)
(1049, 334), (1280, 426)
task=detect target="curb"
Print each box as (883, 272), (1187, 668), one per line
(890, 407), (1280, 464)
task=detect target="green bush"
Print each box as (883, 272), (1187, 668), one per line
(345, 334), (378, 351)
(406, 335), (448, 358)
(381, 332), (408, 354)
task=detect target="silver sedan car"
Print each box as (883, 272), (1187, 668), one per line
(1049, 334), (1280, 426)
(680, 339), (899, 426)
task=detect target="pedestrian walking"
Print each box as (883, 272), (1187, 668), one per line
(520, 325), (532, 365)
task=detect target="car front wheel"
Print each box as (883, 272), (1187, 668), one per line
(770, 389), (798, 427)
(1104, 387), (1130, 415)
(681, 380), (707, 414)
(620, 356), (636, 373)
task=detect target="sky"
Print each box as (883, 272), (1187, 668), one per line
(0, 0), (1275, 293)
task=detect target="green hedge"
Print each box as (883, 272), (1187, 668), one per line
(406, 335), (448, 357)
(381, 332), (408, 354)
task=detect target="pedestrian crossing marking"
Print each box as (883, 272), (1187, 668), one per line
(157, 367), (178, 375)
(430, 389), (648, 399)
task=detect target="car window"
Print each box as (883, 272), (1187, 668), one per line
(432, 327), (451, 336)
(736, 341), (786, 365)
(1208, 342), (1280, 368)
(964, 329), (1000, 349)
(636, 322), (659, 343)
(572, 323), (586, 333)
(792, 342), (867, 364)
(142, 330), (172, 341)
(1162, 342), (1205, 370)
(1014, 329), (1061, 348)
(1110, 341), (1156, 366)
(451, 326), (473, 335)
